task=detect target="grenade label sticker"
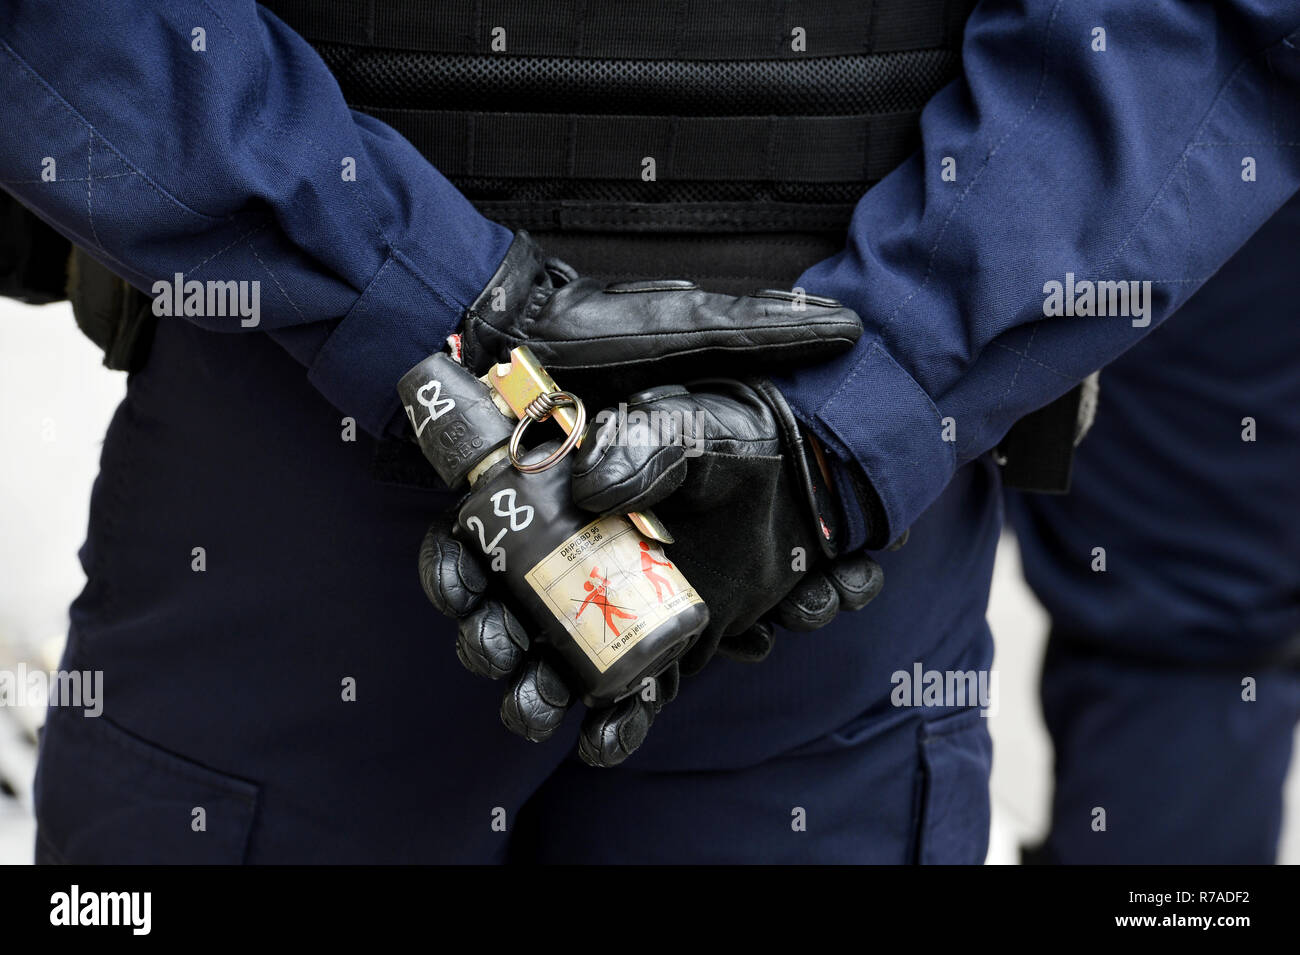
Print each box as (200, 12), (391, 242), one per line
(525, 516), (702, 673)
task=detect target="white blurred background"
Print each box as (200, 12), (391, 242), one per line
(1, 296), (1297, 864)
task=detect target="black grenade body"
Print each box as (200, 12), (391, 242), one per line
(399, 352), (707, 707)
(458, 444), (705, 705)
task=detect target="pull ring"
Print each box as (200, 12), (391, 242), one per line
(508, 390), (586, 473)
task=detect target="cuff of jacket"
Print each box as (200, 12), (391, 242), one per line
(776, 338), (956, 547)
(827, 456), (890, 553)
(306, 251), (474, 438)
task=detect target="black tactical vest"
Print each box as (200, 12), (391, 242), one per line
(260, 0), (976, 293)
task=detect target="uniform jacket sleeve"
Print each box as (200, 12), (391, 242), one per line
(777, 0), (1300, 546)
(0, 1), (512, 436)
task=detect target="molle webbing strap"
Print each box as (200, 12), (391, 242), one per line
(364, 108), (917, 183)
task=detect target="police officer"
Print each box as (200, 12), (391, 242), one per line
(2, 1), (1298, 863)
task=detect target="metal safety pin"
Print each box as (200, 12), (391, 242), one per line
(484, 346), (675, 545)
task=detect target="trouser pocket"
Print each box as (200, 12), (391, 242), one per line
(913, 706), (992, 864)
(34, 709), (259, 864)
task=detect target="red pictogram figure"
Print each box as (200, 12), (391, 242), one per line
(638, 540), (675, 601)
(576, 567), (637, 637)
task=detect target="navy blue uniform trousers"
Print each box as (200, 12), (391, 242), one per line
(1008, 193), (1300, 864)
(33, 319), (999, 864)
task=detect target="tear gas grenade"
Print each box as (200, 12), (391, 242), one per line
(398, 347), (708, 706)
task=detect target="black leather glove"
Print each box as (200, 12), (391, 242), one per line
(418, 513), (681, 768)
(570, 379), (885, 673)
(455, 230), (862, 399)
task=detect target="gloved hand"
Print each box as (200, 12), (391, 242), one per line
(411, 231), (867, 768)
(570, 379), (886, 673)
(416, 376), (886, 767)
(455, 230), (863, 397)
(419, 512), (684, 768)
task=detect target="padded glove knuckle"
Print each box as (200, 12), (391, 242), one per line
(500, 660), (571, 742)
(830, 555), (885, 612)
(774, 573), (841, 632)
(578, 697), (654, 768)
(419, 522), (487, 618)
(455, 602), (529, 679)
